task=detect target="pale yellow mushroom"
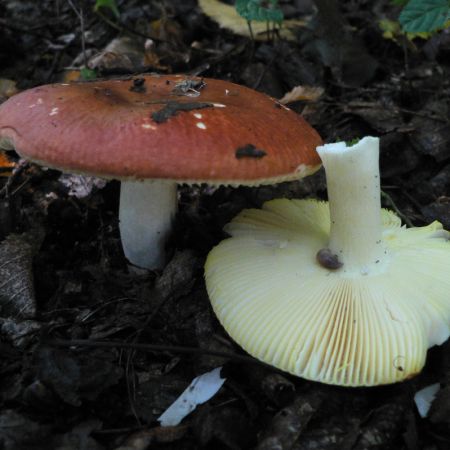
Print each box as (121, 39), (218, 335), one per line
(205, 137), (450, 386)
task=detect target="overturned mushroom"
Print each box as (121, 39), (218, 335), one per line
(205, 137), (450, 386)
(0, 75), (322, 269)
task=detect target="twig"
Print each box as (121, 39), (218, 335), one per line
(252, 44), (279, 90)
(95, 9), (168, 44)
(0, 160), (29, 199)
(46, 338), (268, 366)
(0, 17), (52, 38)
(323, 100), (449, 124)
(67, 0), (88, 67)
(381, 190), (414, 227)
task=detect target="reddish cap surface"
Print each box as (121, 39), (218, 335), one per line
(0, 75), (322, 184)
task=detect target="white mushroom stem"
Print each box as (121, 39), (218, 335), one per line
(317, 137), (387, 274)
(119, 180), (178, 269)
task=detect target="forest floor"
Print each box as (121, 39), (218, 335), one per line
(0, 1), (450, 449)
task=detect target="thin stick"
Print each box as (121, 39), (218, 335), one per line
(67, 0), (88, 67)
(381, 190), (414, 228)
(46, 338), (268, 366)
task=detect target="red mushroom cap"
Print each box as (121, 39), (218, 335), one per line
(0, 75), (322, 185)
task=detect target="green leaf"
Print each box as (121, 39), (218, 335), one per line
(346, 138), (360, 146)
(80, 68), (97, 81)
(235, 0), (284, 24)
(94, 0), (120, 19)
(391, 0), (409, 6)
(399, 0), (449, 32)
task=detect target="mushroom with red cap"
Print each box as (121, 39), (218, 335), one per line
(0, 75), (322, 269)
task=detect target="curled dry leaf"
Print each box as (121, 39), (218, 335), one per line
(279, 85), (324, 105)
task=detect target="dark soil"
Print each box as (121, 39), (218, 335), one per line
(1, 1), (450, 449)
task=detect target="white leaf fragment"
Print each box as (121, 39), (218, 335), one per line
(414, 383), (440, 418)
(158, 367), (226, 427)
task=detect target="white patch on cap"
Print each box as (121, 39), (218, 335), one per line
(142, 123), (157, 130)
(225, 89), (230, 95)
(49, 107), (59, 116)
(37, 98), (43, 104)
(196, 122), (207, 130)
(60, 83), (70, 86)
(29, 104), (36, 108)
(193, 113), (203, 119)
(213, 103), (226, 108)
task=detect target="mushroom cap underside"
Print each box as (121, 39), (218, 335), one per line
(205, 198), (450, 386)
(0, 75), (322, 184)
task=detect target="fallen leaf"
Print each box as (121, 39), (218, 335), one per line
(115, 425), (187, 450)
(198, 0), (307, 41)
(0, 79), (18, 101)
(0, 410), (51, 450)
(344, 101), (405, 133)
(52, 420), (103, 450)
(0, 318), (41, 348)
(0, 152), (16, 177)
(88, 36), (145, 71)
(257, 392), (322, 450)
(59, 173), (107, 199)
(279, 85), (324, 104)
(60, 70), (83, 83)
(0, 229), (44, 318)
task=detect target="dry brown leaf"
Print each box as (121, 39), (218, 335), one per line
(0, 153), (16, 177)
(279, 85), (324, 104)
(88, 36), (145, 71)
(198, 0), (307, 41)
(60, 70), (83, 83)
(143, 39), (171, 71)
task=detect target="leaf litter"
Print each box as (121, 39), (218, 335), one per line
(0, 0), (450, 449)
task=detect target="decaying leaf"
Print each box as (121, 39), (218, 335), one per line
(410, 99), (450, 162)
(88, 36), (145, 71)
(59, 173), (107, 199)
(279, 85), (324, 104)
(0, 152), (16, 177)
(343, 101), (405, 133)
(0, 318), (41, 348)
(115, 425), (187, 450)
(37, 346), (123, 407)
(52, 420), (103, 450)
(60, 70), (84, 83)
(0, 229), (44, 318)
(198, 0), (307, 41)
(0, 79), (18, 101)
(0, 410), (50, 450)
(257, 392), (323, 450)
